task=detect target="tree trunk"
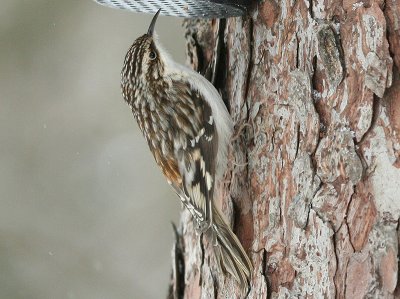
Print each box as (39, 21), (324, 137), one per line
(168, 1), (400, 298)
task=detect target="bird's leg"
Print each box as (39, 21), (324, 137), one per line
(194, 197), (213, 234)
(181, 200), (212, 235)
(231, 122), (254, 143)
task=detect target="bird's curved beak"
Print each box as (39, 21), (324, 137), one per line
(147, 9), (161, 37)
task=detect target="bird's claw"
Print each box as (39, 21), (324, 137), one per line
(195, 220), (212, 235)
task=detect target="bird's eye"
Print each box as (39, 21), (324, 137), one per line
(149, 51), (157, 60)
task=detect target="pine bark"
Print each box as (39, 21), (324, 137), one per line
(169, 1), (400, 298)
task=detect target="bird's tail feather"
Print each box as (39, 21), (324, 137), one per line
(211, 205), (253, 287)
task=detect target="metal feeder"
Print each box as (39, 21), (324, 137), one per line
(93, 0), (249, 18)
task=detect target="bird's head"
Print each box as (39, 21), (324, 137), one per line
(121, 9), (166, 102)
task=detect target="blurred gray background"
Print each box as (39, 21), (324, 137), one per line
(0, 1), (185, 298)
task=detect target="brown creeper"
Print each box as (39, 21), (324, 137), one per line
(121, 10), (252, 287)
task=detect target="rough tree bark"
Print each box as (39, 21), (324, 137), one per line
(168, 1), (400, 298)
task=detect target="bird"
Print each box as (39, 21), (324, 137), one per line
(120, 9), (252, 287)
